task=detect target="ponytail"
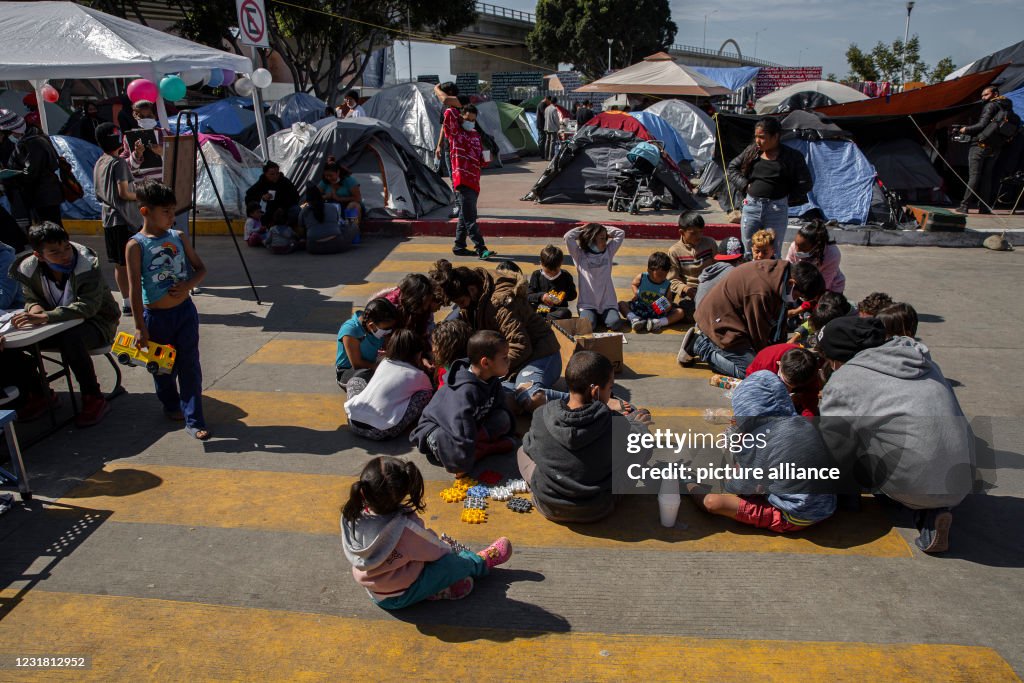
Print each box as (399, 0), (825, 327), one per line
(341, 480), (366, 522)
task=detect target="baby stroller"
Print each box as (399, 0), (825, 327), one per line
(607, 141), (665, 214)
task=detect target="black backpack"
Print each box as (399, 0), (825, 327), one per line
(980, 104), (1021, 144)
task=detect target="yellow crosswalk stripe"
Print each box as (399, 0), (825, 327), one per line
(205, 390), (347, 430)
(392, 242), (678, 258)
(61, 464), (911, 558)
(1, 590), (1014, 681)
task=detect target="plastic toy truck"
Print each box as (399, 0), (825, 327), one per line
(110, 331), (176, 375)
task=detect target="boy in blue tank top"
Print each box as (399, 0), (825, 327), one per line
(125, 181), (210, 440)
(618, 251), (688, 333)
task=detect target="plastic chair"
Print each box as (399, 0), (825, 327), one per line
(0, 407), (31, 502)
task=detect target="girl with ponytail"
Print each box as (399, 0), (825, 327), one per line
(340, 456), (512, 608)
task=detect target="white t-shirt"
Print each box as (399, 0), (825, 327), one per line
(345, 105), (366, 119)
(344, 359), (433, 430)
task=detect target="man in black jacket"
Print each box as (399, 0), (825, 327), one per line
(957, 86), (1016, 214)
(0, 110), (64, 226)
(244, 161), (301, 227)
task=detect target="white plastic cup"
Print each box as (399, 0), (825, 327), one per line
(482, 150), (492, 164)
(658, 493), (682, 528)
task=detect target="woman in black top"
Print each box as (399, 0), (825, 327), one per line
(727, 117), (813, 259)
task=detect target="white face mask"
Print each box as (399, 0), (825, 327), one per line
(587, 244), (605, 254)
(136, 118), (158, 129)
(372, 326), (392, 340)
(795, 251), (813, 260)
(461, 120), (475, 131)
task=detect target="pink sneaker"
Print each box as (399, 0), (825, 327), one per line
(427, 577), (474, 601)
(477, 537), (512, 569)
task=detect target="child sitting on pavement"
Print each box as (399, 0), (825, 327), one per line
(430, 319), (473, 388)
(750, 228), (776, 260)
(243, 201), (267, 247)
(564, 223), (625, 331)
(264, 208), (299, 254)
(687, 370), (837, 533)
(857, 291), (894, 317)
(527, 244), (576, 321)
(344, 329), (434, 441)
(745, 344), (822, 417)
(876, 302), (919, 339)
(410, 330), (518, 475)
(786, 220), (846, 293)
(619, 251), (687, 333)
(336, 297), (402, 390)
(788, 291), (852, 348)
(519, 350), (652, 524)
(667, 211), (718, 317)
(341, 456), (512, 607)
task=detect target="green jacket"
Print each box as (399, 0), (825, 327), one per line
(10, 242), (119, 344)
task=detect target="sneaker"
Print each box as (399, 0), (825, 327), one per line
(427, 576), (474, 601)
(17, 390), (59, 422)
(953, 206), (969, 215)
(646, 319), (657, 332)
(915, 508), (953, 554)
(477, 536), (512, 569)
(631, 319), (646, 333)
(452, 246), (474, 256)
(677, 327), (697, 366)
(477, 248), (496, 260)
(121, 301), (132, 317)
(75, 394), (110, 428)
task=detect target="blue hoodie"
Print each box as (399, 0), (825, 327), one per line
(726, 370), (837, 526)
(409, 358), (513, 473)
(0, 241), (24, 309)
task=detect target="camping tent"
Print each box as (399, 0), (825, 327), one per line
(576, 53), (732, 97)
(286, 118), (452, 219)
(780, 111), (876, 224)
(644, 99), (716, 169)
(194, 140), (264, 217)
(362, 83), (445, 166)
(265, 120), (336, 178)
(267, 92), (330, 128)
(861, 139), (947, 204)
(496, 102), (539, 156)
(52, 135), (102, 219)
(624, 111), (692, 164)
(755, 81), (867, 114)
(523, 126), (698, 209)
(171, 97), (257, 135)
(474, 101), (519, 161)
(0, 2), (251, 133)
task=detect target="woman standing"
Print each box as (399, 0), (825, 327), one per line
(727, 117), (812, 260)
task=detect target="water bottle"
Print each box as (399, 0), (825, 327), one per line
(345, 206), (361, 245)
(703, 408), (733, 425)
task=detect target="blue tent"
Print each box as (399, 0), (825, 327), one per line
(267, 92), (329, 127)
(784, 138), (876, 224)
(52, 135), (102, 219)
(1006, 87), (1024, 115)
(171, 97), (257, 135)
(692, 66), (760, 92)
(629, 111), (693, 164)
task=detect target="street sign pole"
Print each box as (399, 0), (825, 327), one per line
(236, 0), (270, 159)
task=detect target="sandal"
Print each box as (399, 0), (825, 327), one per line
(185, 426), (211, 441)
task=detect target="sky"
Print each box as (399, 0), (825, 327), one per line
(394, 0), (1022, 83)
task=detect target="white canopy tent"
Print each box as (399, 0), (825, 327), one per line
(576, 53), (732, 98)
(0, 1), (252, 133)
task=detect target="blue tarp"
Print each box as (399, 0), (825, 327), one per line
(267, 92), (329, 128)
(692, 66), (760, 92)
(169, 97), (257, 135)
(1006, 87), (1024, 115)
(629, 111), (693, 163)
(52, 135), (102, 219)
(784, 138), (876, 225)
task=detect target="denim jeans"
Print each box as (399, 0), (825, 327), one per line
(144, 298), (205, 428)
(502, 351), (568, 407)
(454, 186), (485, 251)
(740, 195), (788, 259)
(579, 308), (623, 331)
(375, 550), (488, 610)
(692, 331), (754, 379)
(961, 145), (997, 210)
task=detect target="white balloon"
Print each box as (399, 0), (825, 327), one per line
(234, 77), (254, 97)
(250, 68), (273, 89)
(181, 69), (207, 86)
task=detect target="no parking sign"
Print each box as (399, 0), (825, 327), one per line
(236, 0), (269, 48)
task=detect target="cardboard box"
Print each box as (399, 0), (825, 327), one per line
(551, 317), (624, 373)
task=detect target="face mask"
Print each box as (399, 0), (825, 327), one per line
(372, 326), (392, 340)
(461, 120), (475, 131)
(587, 244), (605, 254)
(47, 251), (78, 274)
(137, 118), (157, 129)
(7, 133), (21, 144)
(795, 251), (813, 260)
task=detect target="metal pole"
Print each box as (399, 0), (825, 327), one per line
(703, 15), (708, 50)
(250, 46), (270, 161)
(406, 10), (413, 83)
(32, 81), (49, 135)
(607, 39), (613, 72)
(900, 1), (915, 88)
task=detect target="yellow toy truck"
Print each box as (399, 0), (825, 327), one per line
(110, 331), (176, 375)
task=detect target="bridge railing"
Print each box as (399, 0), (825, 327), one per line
(668, 43), (782, 68)
(475, 2), (535, 24)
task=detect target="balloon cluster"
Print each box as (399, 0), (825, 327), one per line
(124, 67), (273, 105)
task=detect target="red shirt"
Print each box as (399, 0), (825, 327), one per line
(746, 343), (820, 417)
(443, 108), (483, 193)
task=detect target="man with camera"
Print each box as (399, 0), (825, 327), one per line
(957, 86), (1019, 214)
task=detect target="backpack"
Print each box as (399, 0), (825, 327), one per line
(57, 155), (85, 202)
(980, 105), (1020, 144)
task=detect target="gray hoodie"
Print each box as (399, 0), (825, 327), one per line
(819, 337), (973, 509)
(341, 510), (450, 598)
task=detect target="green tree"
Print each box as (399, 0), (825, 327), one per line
(846, 35), (951, 86)
(930, 57), (958, 84)
(175, 0), (476, 106)
(527, 0), (677, 81)
(845, 44), (879, 82)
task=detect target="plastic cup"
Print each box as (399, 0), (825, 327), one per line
(658, 493), (682, 528)
(482, 150), (492, 163)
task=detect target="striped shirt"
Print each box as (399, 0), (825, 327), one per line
(442, 108), (483, 193)
(668, 236), (719, 289)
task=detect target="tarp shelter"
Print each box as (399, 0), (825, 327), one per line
(265, 120), (336, 178)
(195, 140), (264, 217)
(692, 66), (760, 92)
(267, 92), (330, 128)
(362, 83), (445, 166)
(172, 97), (257, 136)
(644, 99), (716, 169)
(0, 1), (252, 133)
(576, 53), (733, 97)
(52, 135), (102, 219)
(780, 111), (876, 224)
(755, 81), (867, 114)
(286, 118), (453, 219)
(961, 40), (1024, 94)
(496, 102), (539, 156)
(1006, 87), (1024, 115)
(629, 111), (694, 164)
(861, 139), (947, 204)
(523, 126), (698, 210)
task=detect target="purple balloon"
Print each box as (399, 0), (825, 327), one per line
(221, 69), (236, 87)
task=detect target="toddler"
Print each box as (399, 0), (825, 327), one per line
(243, 201), (266, 247)
(750, 228), (776, 260)
(264, 208), (299, 254)
(620, 251), (687, 332)
(527, 244), (576, 320)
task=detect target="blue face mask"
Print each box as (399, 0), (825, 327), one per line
(47, 250), (78, 274)
(587, 244), (605, 254)
(461, 120), (475, 131)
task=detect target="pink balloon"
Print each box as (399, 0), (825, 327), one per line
(41, 84), (59, 103)
(126, 78), (159, 103)
(220, 69), (236, 87)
